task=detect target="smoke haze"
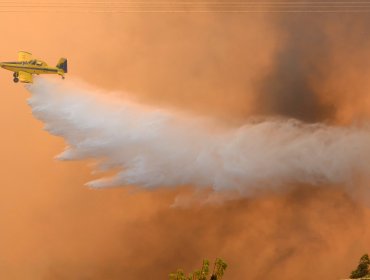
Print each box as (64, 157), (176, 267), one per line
(253, 16), (335, 122)
(1, 3), (370, 280)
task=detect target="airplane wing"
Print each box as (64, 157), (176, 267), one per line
(18, 51), (32, 62)
(18, 71), (33, 83)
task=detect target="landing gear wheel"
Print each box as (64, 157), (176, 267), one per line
(13, 77), (19, 83)
(13, 72), (19, 78)
(61, 76), (65, 80)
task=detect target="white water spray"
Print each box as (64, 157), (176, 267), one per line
(27, 78), (370, 193)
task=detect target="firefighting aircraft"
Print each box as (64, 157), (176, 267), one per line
(0, 51), (67, 83)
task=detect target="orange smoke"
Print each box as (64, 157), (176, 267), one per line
(0, 3), (370, 280)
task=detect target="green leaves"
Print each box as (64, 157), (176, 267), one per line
(169, 269), (186, 280)
(169, 258), (227, 280)
(213, 259), (228, 279)
(350, 254), (370, 279)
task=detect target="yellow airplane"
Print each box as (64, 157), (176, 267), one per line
(0, 51), (67, 83)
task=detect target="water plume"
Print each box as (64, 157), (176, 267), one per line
(27, 78), (370, 194)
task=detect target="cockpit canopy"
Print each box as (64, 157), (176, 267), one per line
(28, 60), (46, 66)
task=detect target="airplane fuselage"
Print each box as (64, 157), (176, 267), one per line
(0, 52), (67, 83)
(0, 62), (63, 75)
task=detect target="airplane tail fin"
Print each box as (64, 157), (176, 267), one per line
(56, 58), (68, 73)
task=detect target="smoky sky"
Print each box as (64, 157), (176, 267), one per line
(254, 16), (336, 122)
(2, 5), (370, 280)
(37, 186), (366, 280)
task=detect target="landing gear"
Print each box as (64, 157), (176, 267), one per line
(62, 76), (65, 80)
(13, 77), (19, 83)
(13, 72), (18, 78)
